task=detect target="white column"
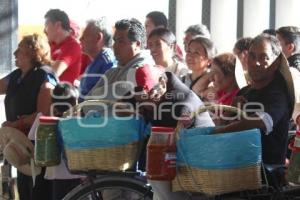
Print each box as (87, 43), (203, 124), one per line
(243, 0), (270, 37)
(276, 0), (300, 28)
(176, 0), (203, 51)
(210, 0), (238, 52)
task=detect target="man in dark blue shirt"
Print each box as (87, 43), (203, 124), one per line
(215, 34), (295, 187)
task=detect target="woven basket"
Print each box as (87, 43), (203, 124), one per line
(172, 105), (262, 195)
(172, 164), (262, 195)
(59, 100), (148, 172)
(65, 142), (141, 172)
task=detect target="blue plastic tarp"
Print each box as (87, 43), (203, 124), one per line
(177, 127), (262, 169)
(58, 116), (150, 149)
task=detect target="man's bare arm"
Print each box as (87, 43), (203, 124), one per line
(214, 118), (266, 134)
(52, 60), (68, 77)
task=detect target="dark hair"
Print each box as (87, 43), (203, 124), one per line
(233, 37), (252, 53)
(148, 27), (176, 46)
(262, 28), (276, 36)
(148, 28), (179, 59)
(251, 33), (282, 56)
(185, 24), (211, 39)
(87, 17), (112, 47)
(212, 53), (236, 76)
(115, 18), (146, 49)
(188, 36), (217, 59)
(44, 9), (70, 31)
(146, 11), (168, 28)
(276, 26), (300, 53)
(52, 83), (77, 116)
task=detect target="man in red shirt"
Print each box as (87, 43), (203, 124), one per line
(44, 9), (81, 85)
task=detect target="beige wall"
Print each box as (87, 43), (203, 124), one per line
(0, 95), (5, 124)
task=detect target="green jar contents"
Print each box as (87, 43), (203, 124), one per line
(287, 131), (300, 184)
(288, 152), (300, 184)
(35, 116), (60, 167)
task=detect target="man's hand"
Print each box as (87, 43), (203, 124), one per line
(52, 60), (68, 78)
(213, 126), (227, 134)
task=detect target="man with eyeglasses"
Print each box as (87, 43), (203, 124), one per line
(215, 34), (295, 188)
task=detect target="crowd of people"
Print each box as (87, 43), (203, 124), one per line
(0, 8), (300, 200)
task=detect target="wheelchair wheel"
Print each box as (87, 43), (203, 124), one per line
(63, 175), (153, 200)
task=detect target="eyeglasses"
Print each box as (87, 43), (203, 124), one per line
(247, 52), (271, 64)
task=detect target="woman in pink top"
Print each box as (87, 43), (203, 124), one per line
(210, 53), (239, 125)
(211, 53), (239, 105)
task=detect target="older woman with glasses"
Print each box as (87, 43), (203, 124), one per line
(0, 33), (57, 200)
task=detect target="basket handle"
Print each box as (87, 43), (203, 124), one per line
(175, 104), (245, 140)
(62, 100), (134, 118)
(195, 104), (244, 116)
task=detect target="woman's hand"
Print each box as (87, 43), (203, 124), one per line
(178, 113), (194, 128)
(1, 115), (31, 133)
(1, 120), (18, 128)
(231, 95), (247, 108)
(200, 86), (217, 102)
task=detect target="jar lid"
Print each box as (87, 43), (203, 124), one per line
(39, 116), (59, 124)
(151, 126), (175, 133)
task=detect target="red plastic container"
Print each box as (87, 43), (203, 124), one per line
(147, 126), (176, 180)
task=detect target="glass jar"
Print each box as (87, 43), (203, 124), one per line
(287, 131), (300, 184)
(35, 116), (60, 166)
